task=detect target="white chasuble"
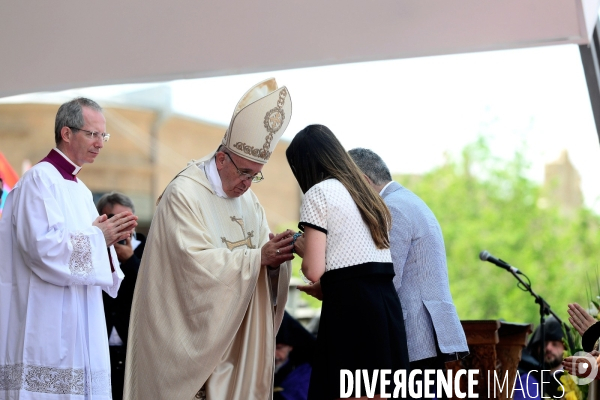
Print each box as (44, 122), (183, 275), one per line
(124, 155), (291, 400)
(0, 161), (123, 399)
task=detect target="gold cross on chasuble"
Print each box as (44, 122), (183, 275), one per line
(221, 216), (256, 250)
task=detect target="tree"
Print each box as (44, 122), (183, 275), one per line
(401, 137), (600, 324)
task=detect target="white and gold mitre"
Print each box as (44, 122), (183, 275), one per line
(221, 78), (292, 164)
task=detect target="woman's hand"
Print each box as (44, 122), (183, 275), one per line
(298, 281), (323, 301)
(301, 227), (326, 283)
(293, 234), (305, 258)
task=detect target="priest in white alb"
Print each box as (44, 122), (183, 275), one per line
(124, 79), (294, 400)
(0, 97), (138, 399)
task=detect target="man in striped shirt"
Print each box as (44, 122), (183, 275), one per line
(349, 148), (469, 398)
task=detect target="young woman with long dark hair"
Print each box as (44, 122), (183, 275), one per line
(287, 124), (411, 400)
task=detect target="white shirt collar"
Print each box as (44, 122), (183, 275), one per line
(53, 147), (82, 175)
(131, 234), (141, 251)
(204, 156), (229, 198)
(379, 181), (394, 196)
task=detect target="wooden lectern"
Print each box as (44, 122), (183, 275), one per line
(445, 320), (533, 400)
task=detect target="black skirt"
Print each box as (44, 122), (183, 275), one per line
(308, 262), (411, 400)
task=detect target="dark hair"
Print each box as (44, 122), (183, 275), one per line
(286, 124), (391, 249)
(96, 192), (135, 215)
(348, 148), (392, 185)
(54, 97), (103, 145)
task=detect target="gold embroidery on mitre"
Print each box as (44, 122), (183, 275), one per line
(232, 142), (272, 161)
(226, 88), (287, 161)
(264, 107), (285, 133)
(221, 216), (255, 251)
(231, 88), (288, 162)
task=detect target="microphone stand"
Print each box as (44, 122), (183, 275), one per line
(505, 268), (563, 372)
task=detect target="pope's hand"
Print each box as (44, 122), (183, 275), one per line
(261, 230), (295, 267)
(93, 211), (138, 247)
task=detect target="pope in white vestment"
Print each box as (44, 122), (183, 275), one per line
(124, 79), (294, 400)
(0, 99), (134, 400)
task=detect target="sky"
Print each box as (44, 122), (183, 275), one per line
(3, 43), (600, 210)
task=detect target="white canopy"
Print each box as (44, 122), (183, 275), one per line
(1, 0), (599, 97)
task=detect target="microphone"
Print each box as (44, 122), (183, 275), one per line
(479, 250), (521, 274)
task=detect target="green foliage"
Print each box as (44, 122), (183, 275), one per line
(399, 137), (600, 324)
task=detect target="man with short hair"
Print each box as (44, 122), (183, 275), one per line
(348, 148), (468, 397)
(125, 79), (294, 400)
(96, 192), (146, 400)
(0, 97), (137, 399)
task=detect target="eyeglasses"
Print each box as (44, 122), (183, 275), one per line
(224, 152), (264, 183)
(68, 127), (110, 142)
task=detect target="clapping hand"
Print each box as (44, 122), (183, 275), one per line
(93, 211), (138, 247)
(568, 303), (598, 337)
